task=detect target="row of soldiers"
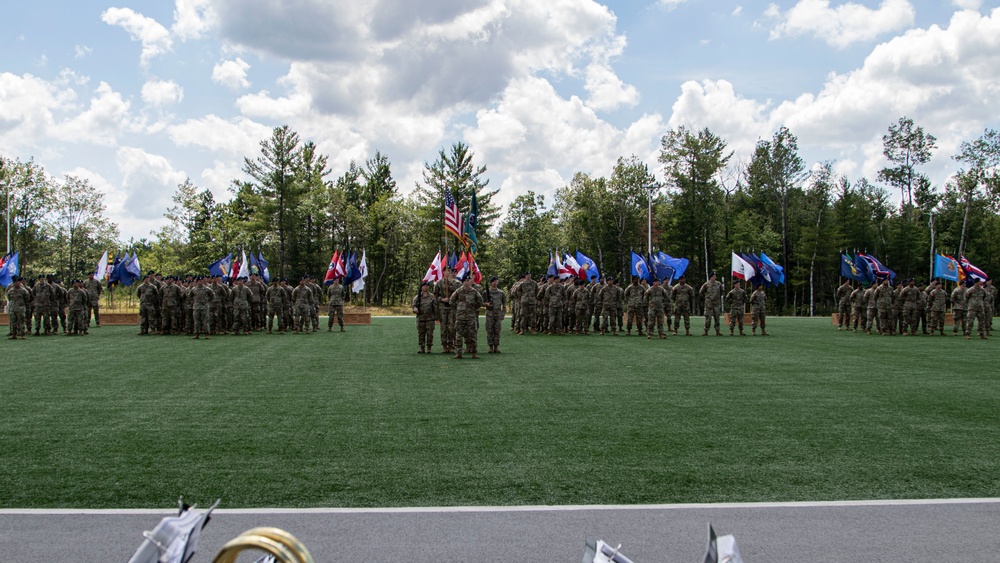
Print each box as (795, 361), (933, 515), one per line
(129, 273), (349, 338)
(834, 277), (996, 338)
(415, 274), (507, 358)
(4, 276), (96, 338)
(500, 271), (769, 338)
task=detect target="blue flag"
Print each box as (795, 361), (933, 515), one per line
(853, 254), (873, 284)
(249, 252), (261, 277)
(576, 251), (599, 282)
(657, 252), (689, 280)
(649, 252), (674, 282)
(0, 251), (19, 288)
(760, 252), (784, 285)
(934, 254), (960, 282)
(121, 252), (141, 286)
(208, 253), (233, 279)
(256, 251), (269, 283)
(630, 251), (650, 280)
(546, 251), (557, 278)
(107, 252), (124, 287)
(448, 252), (458, 269)
(344, 252), (361, 285)
(840, 253), (864, 281)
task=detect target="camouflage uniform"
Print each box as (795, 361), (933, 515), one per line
(864, 286), (878, 333)
(266, 282), (287, 333)
(435, 277), (461, 352)
(516, 277), (538, 334)
(31, 279), (53, 335)
(545, 278), (566, 334)
(965, 282), (988, 338)
(412, 287), (437, 352)
(136, 279), (160, 335)
(327, 280), (346, 331)
(535, 279), (549, 333)
(574, 283), (591, 334)
(84, 276), (103, 326)
(210, 280), (226, 334)
(644, 282), (668, 338)
(6, 283), (30, 339)
(892, 285), (904, 335)
(624, 281), (646, 335)
(874, 281), (894, 335)
(726, 284), (747, 335)
(916, 284), (929, 334)
(699, 278), (723, 335)
(901, 283), (920, 336)
(191, 282), (214, 338)
(51, 282), (68, 333)
(308, 278), (322, 331)
(951, 285), (967, 336)
(671, 281), (695, 335)
(450, 282), (484, 358)
(484, 283), (507, 351)
(850, 286), (865, 332)
(231, 282), (253, 335)
(292, 282), (313, 333)
(836, 281), (853, 329)
(928, 283), (948, 335)
(281, 281), (294, 330)
(985, 281), (996, 336)
(615, 283), (625, 331)
(599, 281), (620, 335)
(750, 287), (767, 335)
(160, 280), (183, 335)
(182, 282), (195, 334)
(249, 277), (266, 331)
(67, 283), (89, 335)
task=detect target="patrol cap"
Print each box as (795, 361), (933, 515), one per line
(709, 271), (717, 278)
(490, 276), (498, 283)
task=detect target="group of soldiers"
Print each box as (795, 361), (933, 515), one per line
(129, 272), (349, 338)
(3, 274), (104, 339)
(834, 277), (996, 339)
(415, 271), (506, 358)
(504, 271), (769, 338)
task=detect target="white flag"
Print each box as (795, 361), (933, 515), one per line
(238, 249), (249, 278)
(731, 252), (755, 281)
(95, 250), (109, 280)
(423, 251), (443, 283)
(352, 250), (368, 293)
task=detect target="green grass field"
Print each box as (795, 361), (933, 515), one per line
(2, 317), (998, 509)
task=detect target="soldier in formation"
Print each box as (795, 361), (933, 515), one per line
(434, 268), (461, 353)
(450, 275), (484, 359)
(6, 277), (30, 340)
(672, 276), (695, 336)
(726, 280), (747, 336)
(700, 272), (723, 336)
(750, 284), (768, 336)
(836, 280), (853, 330)
(484, 276), (507, 353)
(412, 281), (437, 354)
(327, 277), (346, 332)
(644, 277), (668, 339)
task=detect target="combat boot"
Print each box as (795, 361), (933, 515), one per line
(419, 346), (425, 354)
(761, 329), (769, 336)
(715, 329), (722, 336)
(453, 350), (463, 359)
(471, 351), (479, 359)
(494, 347), (500, 353)
(647, 333), (652, 339)
(729, 328), (734, 336)
(626, 329), (631, 336)
(686, 329), (691, 336)
(702, 330), (708, 336)
(740, 329), (745, 336)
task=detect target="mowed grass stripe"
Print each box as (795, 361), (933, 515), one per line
(1, 318), (997, 508)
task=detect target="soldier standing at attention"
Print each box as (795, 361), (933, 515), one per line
(84, 272), (103, 327)
(726, 280), (747, 336)
(874, 278), (895, 336)
(182, 277), (195, 335)
(836, 279), (853, 330)
(136, 274), (160, 336)
(916, 280), (929, 334)
(850, 283), (866, 333)
(51, 278), (68, 334)
(327, 276), (346, 332)
(249, 274), (266, 331)
(230, 277), (253, 335)
(516, 272), (537, 335)
(965, 278), (988, 340)
(6, 277), (30, 340)
(984, 279), (995, 336)
(951, 281), (967, 336)
(450, 275), (484, 359)
(67, 279), (89, 336)
(484, 276), (507, 353)
(892, 282), (905, 335)
(614, 278), (625, 332)
(435, 268), (461, 353)
(191, 277), (213, 339)
(699, 271), (723, 336)
(671, 276), (695, 336)
(32, 275), (52, 336)
(280, 278), (294, 330)
(546, 274), (566, 335)
(928, 280), (948, 336)
(599, 277), (619, 336)
(624, 277), (645, 336)
(292, 277), (313, 334)
(864, 283), (878, 334)
(412, 281), (437, 353)
(209, 276), (225, 334)
(901, 279), (920, 336)
(265, 279), (286, 334)
(508, 275), (523, 333)
(574, 279), (590, 335)
(750, 284), (768, 336)
(307, 274), (323, 332)
(160, 276), (183, 335)
(644, 277), (668, 339)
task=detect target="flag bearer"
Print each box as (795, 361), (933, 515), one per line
(726, 280), (747, 336)
(700, 271), (723, 336)
(412, 281), (437, 353)
(485, 276), (506, 353)
(450, 275), (484, 359)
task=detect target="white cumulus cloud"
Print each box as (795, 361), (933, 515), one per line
(101, 7), (173, 66)
(141, 79), (184, 107)
(172, 0), (217, 40)
(211, 57), (251, 90)
(766, 0), (916, 48)
(117, 147), (187, 220)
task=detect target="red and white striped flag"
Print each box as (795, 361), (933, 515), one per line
(444, 188), (463, 242)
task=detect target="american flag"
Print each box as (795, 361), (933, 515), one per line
(444, 188), (463, 242)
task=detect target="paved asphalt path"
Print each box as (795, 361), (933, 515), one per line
(1, 499), (999, 562)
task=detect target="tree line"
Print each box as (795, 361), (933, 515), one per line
(2, 118), (998, 314)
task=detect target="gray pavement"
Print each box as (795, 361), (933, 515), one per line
(1, 500), (999, 562)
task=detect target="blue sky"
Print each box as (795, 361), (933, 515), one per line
(2, 0), (999, 239)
